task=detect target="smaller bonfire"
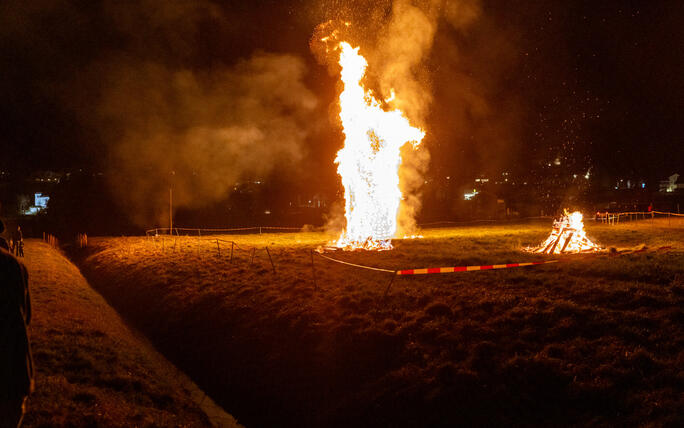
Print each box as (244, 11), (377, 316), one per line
(528, 210), (602, 254)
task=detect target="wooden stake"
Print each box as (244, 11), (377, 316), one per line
(250, 247), (256, 265)
(265, 246), (276, 274)
(310, 249), (318, 290)
(382, 273), (397, 299)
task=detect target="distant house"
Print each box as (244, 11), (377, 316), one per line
(659, 173), (684, 193)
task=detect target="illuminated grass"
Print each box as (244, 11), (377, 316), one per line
(21, 241), (211, 427)
(74, 218), (684, 427)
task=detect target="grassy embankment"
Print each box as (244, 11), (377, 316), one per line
(75, 218), (684, 427)
(18, 240), (225, 427)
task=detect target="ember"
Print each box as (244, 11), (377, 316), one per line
(528, 210), (602, 254)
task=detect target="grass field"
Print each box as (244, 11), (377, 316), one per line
(18, 240), (225, 427)
(73, 218), (684, 427)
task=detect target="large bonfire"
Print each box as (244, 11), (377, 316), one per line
(528, 210), (602, 254)
(333, 42), (425, 251)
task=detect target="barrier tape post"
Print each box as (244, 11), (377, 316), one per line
(266, 246), (276, 274)
(310, 249), (318, 290)
(250, 247), (256, 265)
(382, 273), (397, 299)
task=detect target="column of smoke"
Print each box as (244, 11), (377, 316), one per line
(86, 0), (318, 227)
(312, 0), (482, 236)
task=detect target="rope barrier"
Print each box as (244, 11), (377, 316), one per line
(315, 252), (396, 273)
(145, 225), (305, 236)
(144, 211), (683, 236)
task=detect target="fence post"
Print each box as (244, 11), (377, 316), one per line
(382, 273), (397, 299)
(250, 247), (256, 265)
(259, 227), (262, 235)
(265, 246), (276, 274)
(310, 249), (317, 290)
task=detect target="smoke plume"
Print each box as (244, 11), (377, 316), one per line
(72, 1), (318, 227)
(98, 53), (316, 226)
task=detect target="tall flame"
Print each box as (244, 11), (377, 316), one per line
(334, 42), (425, 251)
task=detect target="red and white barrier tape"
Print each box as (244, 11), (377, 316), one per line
(396, 260), (558, 275)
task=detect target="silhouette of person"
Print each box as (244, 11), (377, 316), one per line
(0, 220), (9, 252)
(11, 227), (23, 258)
(0, 240), (33, 427)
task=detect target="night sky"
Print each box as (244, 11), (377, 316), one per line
(1, 0), (682, 185)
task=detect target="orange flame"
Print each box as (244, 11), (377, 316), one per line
(333, 42), (425, 251)
(529, 210), (602, 254)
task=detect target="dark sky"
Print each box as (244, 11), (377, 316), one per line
(0, 0), (682, 184)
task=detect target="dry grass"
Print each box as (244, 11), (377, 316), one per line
(73, 218), (684, 427)
(20, 240), (212, 427)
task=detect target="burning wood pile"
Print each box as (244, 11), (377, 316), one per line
(528, 210), (602, 254)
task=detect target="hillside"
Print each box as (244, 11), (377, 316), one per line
(19, 240), (238, 427)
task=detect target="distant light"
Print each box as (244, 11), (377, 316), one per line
(464, 190), (479, 200)
(641, 182), (646, 189)
(35, 193), (49, 208)
(446, 176), (450, 180)
(22, 193), (49, 215)
(264, 210), (271, 215)
(573, 174), (577, 179)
